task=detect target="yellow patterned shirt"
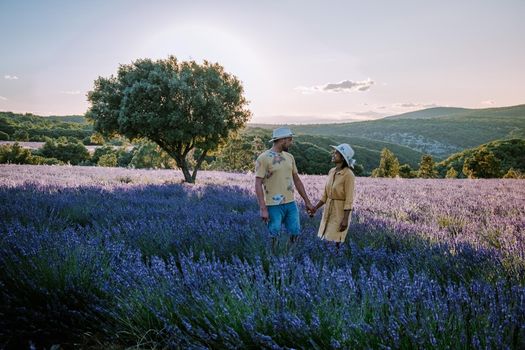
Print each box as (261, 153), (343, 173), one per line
(255, 150), (298, 206)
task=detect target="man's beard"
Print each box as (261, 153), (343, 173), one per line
(282, 145), (289, 152)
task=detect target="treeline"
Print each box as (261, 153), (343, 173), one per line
(2, 135), (523, 179)
(0, 111), (411, 175)
(0, 138), (175, 169)
(370, 139), (525, 179)
(0, 112), (92, 143)
(1, 112), (422, 174)
(0, 132), (362, 174)
(275, 104), (525, 158)
(1, 112), (523, 178)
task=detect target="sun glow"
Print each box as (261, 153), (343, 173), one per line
(139, 22), (266, 80)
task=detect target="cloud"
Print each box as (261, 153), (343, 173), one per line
(252, 111), (386, 124)
(0, 96), (7, 101)
(481, 100), (495, 105)
(59, 90), (82, 95)
(393, 102), (439, 109)
(4, 75), (19, 80)
(295, 78), (374, 94)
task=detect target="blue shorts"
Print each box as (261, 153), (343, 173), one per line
(267, 201), (301, 237)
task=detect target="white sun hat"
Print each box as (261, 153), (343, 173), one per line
(331, 143), (356, 167)
(269, 127), (294, 142)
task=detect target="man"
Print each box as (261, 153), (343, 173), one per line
(255, 127), (314, 247)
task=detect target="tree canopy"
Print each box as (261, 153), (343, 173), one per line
(417, 154), (438, 178)
(371, 148), (400, 178)
(462, 148), (501, 179)
(86, 56), (251, 182)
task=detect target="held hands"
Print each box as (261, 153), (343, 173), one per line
(306, 202), (316, 217)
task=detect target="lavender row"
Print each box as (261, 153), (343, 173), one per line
(0, 165), (524, 348)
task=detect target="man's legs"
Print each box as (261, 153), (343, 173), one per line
(283, 202), (301, 244)
(267, 205), (284, 252)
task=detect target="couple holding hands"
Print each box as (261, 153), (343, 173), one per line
(255, 127), (356, 248)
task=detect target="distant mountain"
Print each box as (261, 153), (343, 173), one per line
(252, 104), (525, 159)
(384, 104), (525, 120)
(383, 107), (469, 120)
(4, 104), (524, 162)
(245, 127), (423, 174)
(435, 139), (525, 178)
(46, 115), (88, 124)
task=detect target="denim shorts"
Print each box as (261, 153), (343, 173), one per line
(267, 201), (301, 237)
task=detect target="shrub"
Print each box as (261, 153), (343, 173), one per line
(0, 142), (32, 164)
(39, 138), (90, 165)
(97, 153), (118, 167)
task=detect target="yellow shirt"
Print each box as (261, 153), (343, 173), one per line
(255, 150), (298, 206)
(318, 167), (356, 242)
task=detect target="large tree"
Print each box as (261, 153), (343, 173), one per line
(371, 148), (400, 178)
(417, 154), (438, 178)
(212, 133), (254, 172)
(86, 56), (251, 182)
(462, 148), (501, 179)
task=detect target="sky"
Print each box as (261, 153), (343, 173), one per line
(1, 0), (524, 124)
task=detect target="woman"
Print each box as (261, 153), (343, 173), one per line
(310, 143), (356, 247)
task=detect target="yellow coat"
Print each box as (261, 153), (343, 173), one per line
(317, 167), (355, 242)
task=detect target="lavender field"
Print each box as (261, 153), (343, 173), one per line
(1, 164), (524, 349)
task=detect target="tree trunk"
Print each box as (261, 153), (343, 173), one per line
(181, 164), (193, 183)
(171, 152), (194, 183)
(191, 149), (208, 183)
(170, 148), (208, 183)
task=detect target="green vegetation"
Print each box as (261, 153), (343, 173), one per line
(445, 167), (458, 179)
(255, 104), (525, 158)
(91, 145), (134, 168)
(503, 168), (525, 179)
(399, 163), (416, 178)
(0, 142), (63, 165)
(417, 154), (438, 178)
(371, 148), (400, 177)
(242, 128), (422, 175)
(462, 148), (501, 179)
(1, 103), (523, 179)
(97, 153), (118, 167)
(86, 56), (251, 183)
(0, 111), (92, 141)
(0, 142), (34, 164)
(38, 138), (90, 165)
(436, 139), (525, 178)
(208, 133), (260, 172)
(129, 140), (177, 169)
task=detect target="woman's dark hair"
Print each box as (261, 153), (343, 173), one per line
(336, 150), (350, 169)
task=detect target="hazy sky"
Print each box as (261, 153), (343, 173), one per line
(1, 0), (524, 123)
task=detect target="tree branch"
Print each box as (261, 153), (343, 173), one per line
(182, 138), (195, 157)
(191, 148), (208, 182)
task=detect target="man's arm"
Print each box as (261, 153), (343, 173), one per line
(292, 172), (313, 212)
(255, 177), (269, 222)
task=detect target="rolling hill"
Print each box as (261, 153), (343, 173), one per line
(245, 127), (424, 174)
(251, 104), (525, 159)
(3, 104), (524, 172)
(0, 112), (92, 141)
(435, 138), (525, 178)
(383, 107), (470, 120)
